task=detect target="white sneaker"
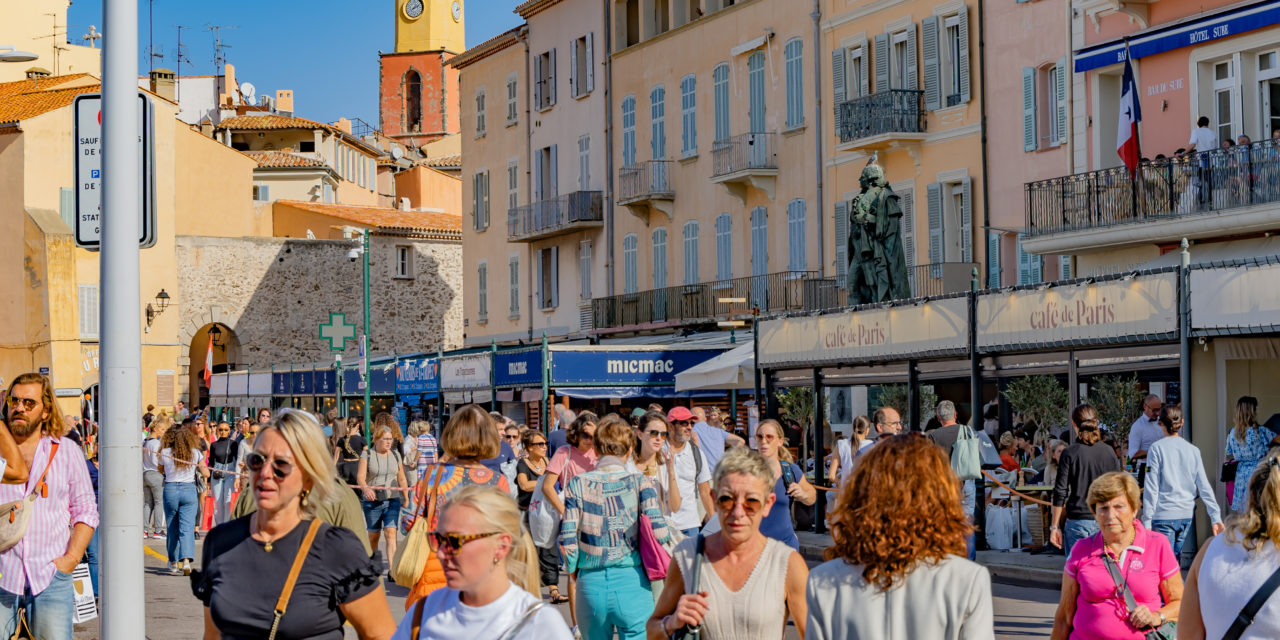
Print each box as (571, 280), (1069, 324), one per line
(168, 562), (182, 575)
(571, 625), (581, 640)
(182, 559), (192, 575)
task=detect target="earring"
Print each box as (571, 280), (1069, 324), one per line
(300, 489), (310, 508)
(492, 555), (500, 565)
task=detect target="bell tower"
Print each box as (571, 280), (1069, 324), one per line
(379, 0), (465, 145)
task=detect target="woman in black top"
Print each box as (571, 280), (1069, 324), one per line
(332, 417), (366, 492)
(209, 423), (240, 527)
(194, 409), (394, 640)
(515, 429), (567, 604)
(1048, 404), (1123, 557)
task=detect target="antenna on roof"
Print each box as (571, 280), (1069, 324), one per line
(207, 25), (237, 78)
(35, 12), (69, 74)
(174, 25), (192, 102)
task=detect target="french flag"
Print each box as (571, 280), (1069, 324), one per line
(203, 336), (214, 388)
(1116, 48), (1142, 175)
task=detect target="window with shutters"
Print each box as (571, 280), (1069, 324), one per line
(785, 39), (804, 129)
(681, 75), (697, 157)
(509, 255), (521, 318)
(936, 10), (970, 107)
(252, 183), (270, 202)
(713, 64), (730, 142)
(1017, 235), (1042, 285)
(507, 74), (519, 125)
(580, 241), (592, 299)
(715, 214), (732, 281)
(477, 261), (488, 322)
(472, 170), (490, 231)
(787, 199), (806, 271)
(571, 36), (592, 99)
(987, 232), (1002, 288)
(508, 161), (519, 215)
(848, 46), (866, 99)
(623, 234), (639, 293)
(651, 85), (667, 160)
(652, 227), (668, 289)
(622, 95), (637, 166)
(834, 201), (849, 284)
(750, 207), (768, 303)
(395, 246), (413, 279)
(78, 284), (99, 340)
(1059, 254), (1072, 281)
(536, 146), (557, 201)
(748, 52), (766, 132)
(578, 136), (591, 190)
(900, 188), (917, 291)
(535, 49), (556, 110)
(936, 178), (972, 265)
(537, 247), (559, 309)
(683, 221), (699, 285)
(1034, 61), (1068, 149)
(475, 87), (486, 138)
(890, 30), (910, 90)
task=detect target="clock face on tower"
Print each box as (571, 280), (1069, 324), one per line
(451, 1), (462, 22)
(404, 0), (424, 19)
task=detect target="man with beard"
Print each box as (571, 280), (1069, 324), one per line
(0, 373), (97, 639)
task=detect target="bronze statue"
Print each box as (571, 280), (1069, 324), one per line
(845, 161), (912, 304)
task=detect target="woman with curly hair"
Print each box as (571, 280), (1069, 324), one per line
(806, 433), (993, 640)
(159, 424), (209, 575)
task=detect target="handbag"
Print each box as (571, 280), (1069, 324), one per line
(1221, 459), (1239, 483)
(669, 533), (705, 640)
(392, 464), (444, 588)
(0, 443), (59, 554)
(527, 475), (561, 549)
(637, 477), (671, 581)
(951, 424), (982, 481)
(1102, 553), (1177, 640)
(266, 519), (322, 640)
(1222, 563), (1280, 640)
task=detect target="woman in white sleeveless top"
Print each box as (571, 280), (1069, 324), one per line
(647, 448), (809, 639)
(1180, 452), (1280, 639)
(827, 416), (873, 495)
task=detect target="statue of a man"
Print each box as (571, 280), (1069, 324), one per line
(845, 163), (912, 304)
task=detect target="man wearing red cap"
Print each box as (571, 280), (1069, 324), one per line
(665, 406), (713, 537)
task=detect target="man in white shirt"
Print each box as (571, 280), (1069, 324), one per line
(1128, 394), (1164, 465)
(1186, 116), (1218, 152)
(665, 407), (712, 537)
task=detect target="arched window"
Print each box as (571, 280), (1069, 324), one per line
(404, 70), (423, 133)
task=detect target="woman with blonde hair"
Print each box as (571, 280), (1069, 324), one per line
(194, 409), (395, 639)
(393, 486), (572, 639)
(1227, 396), (1276, 512)
(754, 419), (816, 549)
(160, 424), (209, 574)
(358, 424), (410, 577)
(405, 404), (509, 606)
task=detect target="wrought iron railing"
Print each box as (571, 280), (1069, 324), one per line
(507, 191), (604, 241)
(591, 271), (828, 331)
(618, 160), (675, 203)
(1026, 140), (1280, 237)
(838, 90), (926, 143)
(711, 132), (777, 177)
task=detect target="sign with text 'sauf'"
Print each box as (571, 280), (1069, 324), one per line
(73, 93), (156, 249)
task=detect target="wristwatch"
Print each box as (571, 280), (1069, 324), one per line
(1159, 611), (1166, 624)
(1049, 525), (1061, 532)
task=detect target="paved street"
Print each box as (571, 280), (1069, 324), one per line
(69, 538), (1060, 639)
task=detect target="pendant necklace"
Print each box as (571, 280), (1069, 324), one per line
(255, 513), (280, 552)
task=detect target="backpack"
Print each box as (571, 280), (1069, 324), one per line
(951, 424), (982, 481)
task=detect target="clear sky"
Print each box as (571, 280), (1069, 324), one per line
(67, 0), (523, 126)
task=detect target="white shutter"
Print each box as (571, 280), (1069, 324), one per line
(960, 177), (973, 263)
(858, 47), (870, 97)
(60, 187), (75, 228)
(874, 33), (890, 91)
(1059, 254), (1072, 280)
(569, 39), (578, 97)
(905, 24), (918, 91)
(550, 246), (560, 308)
(987, 232), (1001, 288)
(533, 55), (543, 108)
(832, 47), (847, 135)
(927, 183), (943, 267)
(580, 241), (592, 299)
(1056, 56), (1069, 145)
(1023, 67), (1038, 152)
(478, 263), (488, 320)
(922, 17), (941, 110)
(549, 145), (558, 197)
(549, 48), (557, 106)
(834, 200), (848, 283)
(586, 33), (595, 92)
(957, 8), (971, 103)
(535, 249), (545, 308)
(78, 285), (99, 339)
(510, 257), (521, 316)
(900, 188), (916, 294)
(482, 171), (491, 228)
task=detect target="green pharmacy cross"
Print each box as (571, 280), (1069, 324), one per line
(319, 313), (357, 352)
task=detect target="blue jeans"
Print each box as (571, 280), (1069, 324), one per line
(210, 463), (238, 526)
(85, 529), (99, 596)
(576, 563), (652, 640)
(0, 569), (76, 640)
(164, 482), (198, 562)
(1064, 518), (1100, 557)
(1152, 518), (1193, 556)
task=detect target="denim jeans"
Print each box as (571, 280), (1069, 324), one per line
(0, 569), (76, 640)
(164, 482), (199, 562)
(210, 463), (238, 526)
(576, 563), (652, 640)
(1064, 518), (1101, 557)
(142, 469), (165, 534)
(1151, 518), (1194, 557)
(84, 529), (99, 596)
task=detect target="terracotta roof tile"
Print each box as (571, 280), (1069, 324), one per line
(243, 150), (329, 168)
(276, 200), (461, 236)
(424, 153), (462, 168)
(216, 114), (334, 132)
(0, 75), (101, 125)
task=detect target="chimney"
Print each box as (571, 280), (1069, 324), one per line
(399, 197), (411, 211)
(149, 68), (176, 102)
(275, 89), (294, 116)
(333, 117), (352, 134)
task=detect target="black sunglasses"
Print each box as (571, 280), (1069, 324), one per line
(245, 452), (293, 480)
(645, 429), (669, 439)
(529, 441), (548, 447)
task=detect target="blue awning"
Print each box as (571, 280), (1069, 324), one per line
(1075, 0), (1280, 73)
(554, 386), (728, 400)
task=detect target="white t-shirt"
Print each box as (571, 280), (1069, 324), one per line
(160, 448), (203, 483)
(1189, 126), (1218, 152)
(142, 437), (161, 472)
(666, 441), (711, 531)
(1128, 415), (1163, 459)
(392, 582), (573, 640)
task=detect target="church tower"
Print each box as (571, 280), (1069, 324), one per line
(378, 0), (464, 145)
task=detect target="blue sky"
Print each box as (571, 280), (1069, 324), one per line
(68, 0), (523, 125)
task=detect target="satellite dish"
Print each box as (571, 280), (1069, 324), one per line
(240, 82), (256, 105)
(391, 146), (404, 161)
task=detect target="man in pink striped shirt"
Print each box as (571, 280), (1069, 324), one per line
(0, 373), (98, 640)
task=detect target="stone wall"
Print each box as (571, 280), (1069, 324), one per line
(174, 234), (463, 397)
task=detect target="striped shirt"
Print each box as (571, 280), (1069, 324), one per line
(559, 458), (673, 575)
(0, 436), (99, 596)
(415, 433), (438, 476)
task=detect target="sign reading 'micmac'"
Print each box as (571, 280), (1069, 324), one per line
(977, 273), (1177, 349)
(758, 297), (968, 367)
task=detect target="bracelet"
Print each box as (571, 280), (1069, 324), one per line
(662, 614), (676, 635)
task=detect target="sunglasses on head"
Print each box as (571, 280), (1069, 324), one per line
(430, 530), (501, 552)
(645, 429), (668, 439)
(245, 452), (294, 480)
(715, 494), (764, 516)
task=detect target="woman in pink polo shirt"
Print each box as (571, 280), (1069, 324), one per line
(1050, 472), (1183, 640)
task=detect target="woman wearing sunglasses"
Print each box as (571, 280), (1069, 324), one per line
(633, 411), (682, 541)
(393, 485), (572, 639)
(515, 429), (566, 605)
(193, 409), (396, 640)
(358, 425), (410, 580)
(648, 447), (809, 639)
(753, 419), (816, 550)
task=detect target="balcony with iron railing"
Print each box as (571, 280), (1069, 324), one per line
(710, 132), (778, 203)
(591, 271), (830, 332)
(1024, 140), (1280, 254)
(617, 160), (675, 220)
(838, 89), (926, 149)
(507, 190), (604, 243)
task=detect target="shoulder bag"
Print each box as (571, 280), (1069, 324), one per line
(669, 533), (705, 640)
(951, 424), (983, 481)
(1102, 553), (1176, 640)
(636, 475), (671, 581)
(0, 442), (59, 553)
(1222, 563), (1280, 640)
(266, 519), (323, 640)
(392, 464), (444, 588)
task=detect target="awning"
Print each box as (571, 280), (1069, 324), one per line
(1140, 237), (1280, 269)
(1075, 0), (1280, 72)
(555, 387), (727, 400)
(674, 344), (755, 392)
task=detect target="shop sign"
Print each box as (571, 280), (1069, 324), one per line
(977, 272), (1177, 349)
(550, 349), (723, 385)
(758, 297), (968, 367)
(441, 354), (492, 390)
(291, 370), (314, 395)
(314, 369), (337, 395)
(494, 350), (542, 387)
(272, 373), (290, 395)
(1191, 262), (1280, 330)
(396, 358), (440, 394)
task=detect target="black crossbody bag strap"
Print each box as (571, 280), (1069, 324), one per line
(1223, 564), (1280, 640)
(1102, 553), (1140, 614)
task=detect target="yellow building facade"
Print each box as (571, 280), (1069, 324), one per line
(0, 0), (100, 83)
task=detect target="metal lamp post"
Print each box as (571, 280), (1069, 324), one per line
(361, 229), (372, 433)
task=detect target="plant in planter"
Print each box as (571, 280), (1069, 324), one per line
(1089, 374), (1143, 445)
(1002, 375), (1069, 439)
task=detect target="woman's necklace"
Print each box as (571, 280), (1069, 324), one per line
(254, 513), (288, 552)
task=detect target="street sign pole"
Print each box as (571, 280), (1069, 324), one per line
(100, 0), (146, 636)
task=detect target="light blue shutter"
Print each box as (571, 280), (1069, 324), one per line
(624, 234), (638, 293)
(713, 64), (730, 142)
(549, 48), (558, 106)
(874, 33), (890, 91)
(651, 85), (666, 159)
(832, 47), (847, 135)
(960, 177), (973, 263)
(786, 39), (803, 128)
(1023, 68), (1038, 152)
(751, 207), (768, 276)
(1017, 236), (1030, 285)
(788, 199), (806, 271)
(900, 189), (916, 293)
(60, 187), (75, 228)
(683, 221), (699, 284)
(1060, 254), (1072, 280)
(681, 75), (696, 157)
(1056, 57), (1069, 145)
(905, 25), (918, 91)
(957, 9), (971, 103)
(987, 232), (1001, 288)
(749, 52), (766, 133)
(622, 96), (636, 166)
(478, 263), (488, 319)
(716, 214), (732, 280)
(535, 248), (545, 308)
(653, 227), (668, 289)
(550, 246), (559, 308)
(548, 146), (558, 198)
(834, 200), (848, 283)
(922, 17), (941, 110)
(927, 183), (943, 269)
(510, 257), (520, 316)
